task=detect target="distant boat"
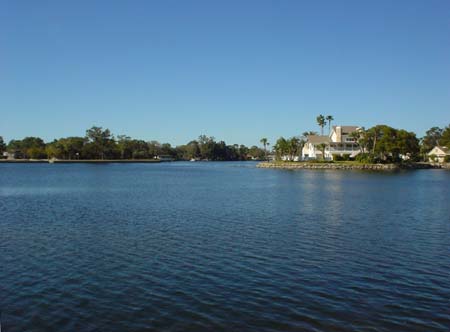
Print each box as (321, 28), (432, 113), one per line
(190, 158), (196, 162)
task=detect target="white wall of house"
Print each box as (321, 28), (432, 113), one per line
(428, 146), (450, 162)
(330, 127), (341, 142)
(302, 143), (333, 160)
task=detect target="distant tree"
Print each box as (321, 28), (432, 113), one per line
(368, 126), (393, 160)
(420, 127), (443, 157)
(397, 129), (420, 160)
(316, 115), (326, 135)
(0, 136), (6, 155)
(85, 126), (115, 159)
(198, 135), (216, 160)
(117, 135), (132, 159)
(47, 137), (86, 159)
(326, 115), (334, 134)
(184, 140), (201, 159)
(160, 143), (176, 157)
(362, 126), (381, 156)
(45, 140), (61, 159)
(214, 141), (228, 160)
(362, 125), (419, 162)
(348, 130), (362, 154)
(7, 137), (47, 159)
(274, 137), (289, 160)
(132, 140), (151, 159)
(440, 125), (450, 148)
(287, 137), (302, 160)
(248, 146), (265, 160)
(238, 144), (249, 160)
(225, 144), (239, 161)
(147, 141), (161, 158)
(260, 138), (269, 160)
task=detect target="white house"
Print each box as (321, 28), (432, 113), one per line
(2, 151), (16, 160)
(302, 126), (362, 160)
(428, 146), (450, 163)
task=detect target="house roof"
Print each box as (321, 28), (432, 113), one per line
(332, 125), (360, 133)
(429, 146), (450, 155)
(307, 135), (331, 144)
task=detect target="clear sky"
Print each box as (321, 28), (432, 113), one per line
(1, 0), (449, 146)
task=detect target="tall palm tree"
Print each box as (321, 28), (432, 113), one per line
(316, 115), (326, 135)
(288, 137), (300, 161)
(326, 115), (334, 134)
(260, 138), (269, 160)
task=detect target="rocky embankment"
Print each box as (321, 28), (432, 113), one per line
(257, 162), (444, 171)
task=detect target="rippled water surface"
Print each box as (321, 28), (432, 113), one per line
(1, 162), (450, 331)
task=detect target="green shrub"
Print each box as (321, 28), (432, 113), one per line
(334, 154), (351, 161)
(444, 155), (450, 163)
(355, 153), (375, 163)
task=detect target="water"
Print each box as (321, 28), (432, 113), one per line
(1, 162), (449, 332)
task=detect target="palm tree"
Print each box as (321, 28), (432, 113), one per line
(318, 143), (327, 160)
(326, 115), (334, 134)
(303, 131), (317, 137)
(288, 137), (301, 161)
(274, 137), (288, 160)
(349, 131), (362, 153)
(316, 115), (326, 135)
(260, 138), (269, 160)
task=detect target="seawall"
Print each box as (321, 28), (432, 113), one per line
(257, 162), (443, 171)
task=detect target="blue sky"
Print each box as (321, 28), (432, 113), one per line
(1, 0), (449, 146)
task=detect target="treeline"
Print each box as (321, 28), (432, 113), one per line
(0, 126), (266, 161)
(356, 124), (450, 161)
(351, 125), (421, 163)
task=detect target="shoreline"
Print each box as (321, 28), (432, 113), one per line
(0, 159), (261, 164)
(0, 159), (162, 164)
(257, 161), (449, 170)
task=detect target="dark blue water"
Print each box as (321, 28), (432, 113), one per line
(1, 162), (449, 332)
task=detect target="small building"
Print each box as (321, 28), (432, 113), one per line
(302, 126), (362, 160)
(428, 146), (450, 163)
(2, 151), (17, 160)
(302, 135), (331, 160)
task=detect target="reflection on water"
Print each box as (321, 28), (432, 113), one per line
(1, 162), (449, 332)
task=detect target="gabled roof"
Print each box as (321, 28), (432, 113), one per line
(306, 135), (331, 144)
(332, 125), (360, 133)
(429, 146), (450, 155)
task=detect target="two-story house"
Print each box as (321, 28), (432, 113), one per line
(302, 126), (361, 160)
